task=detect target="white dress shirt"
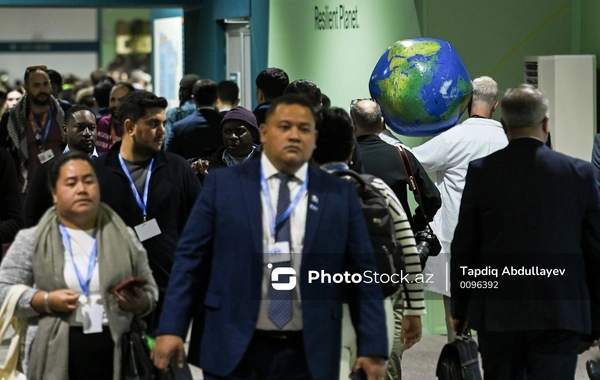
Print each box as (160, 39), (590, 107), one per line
(63, 227), (107, 325)
(256, 155), (308, 330)
(412, 117), (508, 295)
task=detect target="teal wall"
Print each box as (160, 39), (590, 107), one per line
(0, 0), (197, 5)
(184, 0), (269, 108)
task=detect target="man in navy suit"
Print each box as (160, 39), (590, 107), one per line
(592, 133), (600, 186)
(451, 84), (600, 379)
(166, 79), (223, 159)
(153, 94), (388, 379)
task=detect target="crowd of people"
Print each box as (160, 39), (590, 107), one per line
(0, 63), (598, 380)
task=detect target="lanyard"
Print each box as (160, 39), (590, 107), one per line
(260, 166), (309, 241)
(257, 103), (270, 110)
(32, 108), (52, 144)
(59, 224), (97, 297)
(118, 154), (154, 221)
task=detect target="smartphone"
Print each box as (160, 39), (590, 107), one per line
(111, 277), (148, 295)
(349, 368), (367, 380)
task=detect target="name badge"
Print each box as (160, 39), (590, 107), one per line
(76, 297), (104, 334)
(265, 241), (291, 263)
(37, 149), (54, 164)
(134, 218), (161, 242)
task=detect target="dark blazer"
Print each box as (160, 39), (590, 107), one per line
(166, 108), (223, 159)
(592, 133), (600, 186)
(24, 158), (55, 228)
(157, 159), (388, 380)
(0, 147), (23, 245)
(93, 142), (202, 291)
(193, 145), (261, 184)
(357, 134), (441, 230)
(451, 138), (600, 335)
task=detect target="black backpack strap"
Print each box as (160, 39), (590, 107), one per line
(334, 169), (367, 186)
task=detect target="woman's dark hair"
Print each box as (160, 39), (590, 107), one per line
(48, 151), (95, 191)
(312, 107), (355, 165)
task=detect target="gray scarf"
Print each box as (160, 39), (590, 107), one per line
(28, 203), (142, 380)
(6, 94), (65, 191)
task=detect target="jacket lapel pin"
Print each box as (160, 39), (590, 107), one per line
(309, 194), (319, 211)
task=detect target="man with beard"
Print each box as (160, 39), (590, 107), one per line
(0, 65), (66, 193)
(24, 105), (99, 227)
(95, 82), (135, 154)
(93, 90), (201, 332)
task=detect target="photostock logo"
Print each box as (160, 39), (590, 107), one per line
(268, 263), (297, 290)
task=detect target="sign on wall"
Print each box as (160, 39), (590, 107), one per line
(268, 0), (422, 112)
(153, 17), (183, 109)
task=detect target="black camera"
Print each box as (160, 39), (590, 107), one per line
(415, 228), (441, 268)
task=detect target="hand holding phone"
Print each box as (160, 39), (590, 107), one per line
(111, 277), (148, 295)
(112, 278), (149, 314)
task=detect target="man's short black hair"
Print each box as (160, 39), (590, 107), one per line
(322, 93), (331, 108)
(192, 79), (218, 107)
(217, 80), (239, 104)
(265, 94), (317, 124)
(64, 105), (96, 125)
(312, 108), (354, 165)
(255, 68), (289, 101)
(93, 82), (113, 108)
(46, 69), (63, 91)
(284, 79), (322, 108)
(118, 91), (168, 127)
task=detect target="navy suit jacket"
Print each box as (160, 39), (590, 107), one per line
(166, 109), (223, 159)
(451, 138), (600, 334)
(158, 158), (388, 380)
(592, 133), (600, 186)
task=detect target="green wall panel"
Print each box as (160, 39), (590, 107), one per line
(268, 0), (421, 112)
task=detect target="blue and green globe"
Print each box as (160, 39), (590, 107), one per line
(369, 38), (472, 136)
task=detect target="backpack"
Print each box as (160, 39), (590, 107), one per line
(334, 169), (403, 297)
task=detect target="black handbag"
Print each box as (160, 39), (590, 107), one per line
(122, 319), (155, 380)
(436, 332), (482, 380)
(396, 146), (442, 265)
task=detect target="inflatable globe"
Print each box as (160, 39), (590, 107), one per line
(369, 38), (472, 136)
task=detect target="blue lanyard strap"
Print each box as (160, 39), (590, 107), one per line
(260, 165), (309, 239)
(118, 154), (154, 219)
(59, 224), (97, 297)
(34, 108), (52, 144)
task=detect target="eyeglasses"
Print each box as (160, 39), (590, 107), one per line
(350, 98), (375, 106)
(25, 65), (47, 72)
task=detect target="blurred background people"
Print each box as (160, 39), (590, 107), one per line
(216, 80), (240, 115)
(25, 105), (99, 227)
(0, 65), (66, 194)
(164, 73), (201, 148)
(96, 82), (135, 154)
